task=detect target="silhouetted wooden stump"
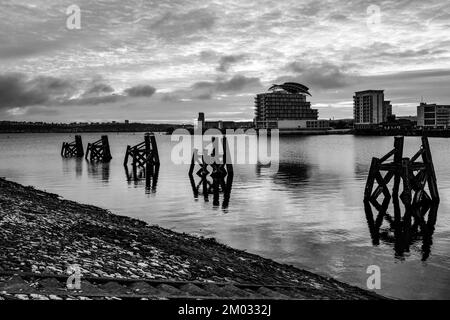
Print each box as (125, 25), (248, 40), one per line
(189, 136), (233, 208)
(364, 136), (439, 260)
(85, 135), (112, 162)
(61, 135), (84, 158)
(123, 132), (160, 167)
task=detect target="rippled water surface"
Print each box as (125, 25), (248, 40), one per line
(1, 133), (449, 299)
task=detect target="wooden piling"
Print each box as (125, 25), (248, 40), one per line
(123, 133), (160, 168)
(101, 135), (112, 162)
(75, 135), (84, 157)
(149, 133), (160, 165)
(188, 135), (233, 207)
(85, 135), (112, 162)
(421, 136), (439, 202)
(364, 136), (439, 260)
(61, 135), (84, 158)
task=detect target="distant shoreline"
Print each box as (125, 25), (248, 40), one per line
(0, 122), (187, 134)
(3, 123), (450, 138)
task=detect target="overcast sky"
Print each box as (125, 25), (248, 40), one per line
(0, 0), (449, 123)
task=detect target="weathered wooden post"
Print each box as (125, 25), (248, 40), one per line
(188, 135), (233, 207)
(149, 133), (160, 165)
(75, 135), (84, 157)
(123, 145), (131, 166)
(124, 133), (160, 167)
(123, 133), (160, 193)
(222, 173), (233, 209)
(61, 142), (67, 157)
(145, 162), (159, 194)
(101, 135), (112, 162)
(421, 136), (439, 202)
(364, 136), (439, 259)
(85, 135), (112, 162)
(223, 136), (233, 175)
(61, 135), (84, 157)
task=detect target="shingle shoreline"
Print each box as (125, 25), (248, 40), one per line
(0, 178), (387, 300)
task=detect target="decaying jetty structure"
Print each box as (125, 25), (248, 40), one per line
(123, 133), (160, 194)
(364, 136), (439, 259)
(189, 136), (233, 207)
(123, 133), (160, 167)
(85, 135), (112, 162)
(61, 135), (84, 158)
(0, 178), (386, 300)
(124, 164), (159, 194)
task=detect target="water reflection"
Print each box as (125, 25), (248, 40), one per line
(124, 164), (159, 194)
(4, 133), (450, 299)
(189, 173), (233, 210)
(87, 161), (110, 183)
(365, 202), (438, 261)
(75, 158), (83, 177)
(273, 162), (311, 186)
(188, 136), (234, 211)
(364, 136), (440, 261)
(61, 158), (83, 178)
(255, 161), (275, 177)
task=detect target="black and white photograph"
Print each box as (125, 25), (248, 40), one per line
(0, 0), (449, 313)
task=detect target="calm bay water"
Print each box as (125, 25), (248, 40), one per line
(1, 132), (450, 299)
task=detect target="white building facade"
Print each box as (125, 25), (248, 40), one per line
(353, 90), (392, 128)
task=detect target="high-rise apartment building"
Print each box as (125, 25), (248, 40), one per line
(353, 90), (392, 128)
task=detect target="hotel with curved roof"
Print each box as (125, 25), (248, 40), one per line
(254, 82), (329, 131)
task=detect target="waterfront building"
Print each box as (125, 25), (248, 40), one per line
(383, 101), (393, 122)
(195, 112), (253, 130)
(254, 82), (329, 130)
(197, 112), (205, 128)
(417, 102), (450, 128)
(353, 90), (392, 129)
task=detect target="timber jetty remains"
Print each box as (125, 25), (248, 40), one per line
(189, 136), (233, 207)
(61, 135), (84, 158)
(85, 135), (112, 162)
(364, 136), (439, 259)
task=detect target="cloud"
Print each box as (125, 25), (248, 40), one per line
(0, 73), (76, 110)
(215, 75), (262, 92)
(124, 85), (156, 97)
(149, 8), (216, 42)
(165, 75), (263, 101)
(7, 105), (61, 117)
(0, 73), (156, 113)
(361, 42), (448, 60)
(85, 83), (115, 95)
(199, 50), (219, 62)
(327, 13), (349, 22)
(362, 68), (450, 82)
(280, 61), (355, 90)
(194, 93), (213, 100)
(216, 54), (247, 72)
(190, 75), (262, 93)
(62, 84), (157, 106)
(0, 40), (67, 60)
(63, 95), (123, 106)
